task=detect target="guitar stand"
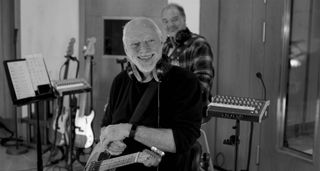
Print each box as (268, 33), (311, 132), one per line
(45, 140), (67, 166)
(66, 94), (89, 171)
(45, 94), (84, 171)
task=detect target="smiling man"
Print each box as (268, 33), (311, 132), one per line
(94, 17), (203, 171)
(161, 3), (214, 122)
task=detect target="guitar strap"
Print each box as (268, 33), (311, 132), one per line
(129, 81), (158, 124)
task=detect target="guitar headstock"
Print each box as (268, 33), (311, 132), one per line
(66, 38), (76, 57)
(137, 149), (163, 165)
(83, 37), (97, 57)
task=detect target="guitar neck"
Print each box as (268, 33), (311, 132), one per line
(98, 152), (140, 170)
(63, 57), (71, 79)
(78, 55), (92, 116)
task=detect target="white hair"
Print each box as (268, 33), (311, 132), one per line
(122, 17), (163, 46)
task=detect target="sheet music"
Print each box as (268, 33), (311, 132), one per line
(7, 61), (35, 99)
(24, 54), (51, 90)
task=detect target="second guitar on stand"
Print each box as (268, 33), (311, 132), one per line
(49, 38), (76, 147)
(74, 37), (96, 149)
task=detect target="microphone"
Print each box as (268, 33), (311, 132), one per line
(254, 72), (267, 167)
(256, 72), (262, 79)
(245, 72), (267, 171)
(256, 72), (266, 100)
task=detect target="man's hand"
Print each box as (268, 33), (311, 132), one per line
(105, 140), (127, 155)
(141, 155), (162, 167)
(100, 124), (131, 151)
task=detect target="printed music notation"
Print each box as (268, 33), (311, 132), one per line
(25, 54), (51, 91)
(7, 61), (35, 99)
(4, 54), (51, 101)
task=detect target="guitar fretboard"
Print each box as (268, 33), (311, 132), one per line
(91, 152), (139, 171)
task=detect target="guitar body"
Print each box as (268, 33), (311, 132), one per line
(85, 143), (114, 171)
(74, 37), (97, 148)
(49, 38), (75, 146)
(49, 100), (69, 146)
(49, 110), (69, 146)
(74, 109), (95, 148)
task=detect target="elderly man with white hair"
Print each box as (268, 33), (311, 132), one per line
(86, 17), (202, 171)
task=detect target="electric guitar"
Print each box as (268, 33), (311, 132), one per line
(49, 38), (75, 146)
(74, 37), (96, 148)
(85, 142), (163, 171)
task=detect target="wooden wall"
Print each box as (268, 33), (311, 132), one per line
(0, 0), (15, 129)
(212, 0), (268, 170)
(206, 0), (320, 170)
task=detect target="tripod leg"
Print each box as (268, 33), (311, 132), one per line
(234, 119), (240, 171)
(0, 119), (14, 136)
(5, 109), (29, 155)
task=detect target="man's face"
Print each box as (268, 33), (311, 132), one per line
(161, 7), (186, 37)
(124, 21), (162, 73)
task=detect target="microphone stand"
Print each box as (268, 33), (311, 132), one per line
(6, 28), (29, 155)
(243, 72), (266, 171)
(255, 73), (266, 169)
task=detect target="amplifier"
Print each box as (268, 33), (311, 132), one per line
(207, 95), (270, 122)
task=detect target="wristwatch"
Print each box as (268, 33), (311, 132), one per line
(129, 123), (138, 139)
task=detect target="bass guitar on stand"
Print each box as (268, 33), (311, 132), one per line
(74, 37), (96, 148)
(49, 38), (76, 146)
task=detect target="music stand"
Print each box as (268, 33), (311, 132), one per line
(3, 57), (56, 171)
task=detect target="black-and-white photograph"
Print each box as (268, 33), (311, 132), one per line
(0, 0), (319, 171)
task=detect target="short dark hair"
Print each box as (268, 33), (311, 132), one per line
(161, 3), (186, 19)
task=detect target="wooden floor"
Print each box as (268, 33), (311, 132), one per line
(0, 129), (87, 171)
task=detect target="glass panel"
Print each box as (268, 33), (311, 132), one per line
(283, 0), (318, 156)
(103, 18), (130, 56)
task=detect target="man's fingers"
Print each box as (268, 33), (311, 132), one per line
(112, 140), (126, 148)
(103, 141), (127, 156)
(142, 156), (161, 167)
(108, 142), (126, 151)
(101, 139), (111, 149)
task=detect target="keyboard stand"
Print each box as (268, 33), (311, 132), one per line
(199, 128), (214, 171)
(234, 119), (240, 171)
(221, 119), (240, 171)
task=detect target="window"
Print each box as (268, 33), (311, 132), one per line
(280, 0), (320, 159)
(103, 18), (131, 56)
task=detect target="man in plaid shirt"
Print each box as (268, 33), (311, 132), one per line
(161, 3), (215, 120)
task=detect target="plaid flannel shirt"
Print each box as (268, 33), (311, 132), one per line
(163, 28), (214, 104)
